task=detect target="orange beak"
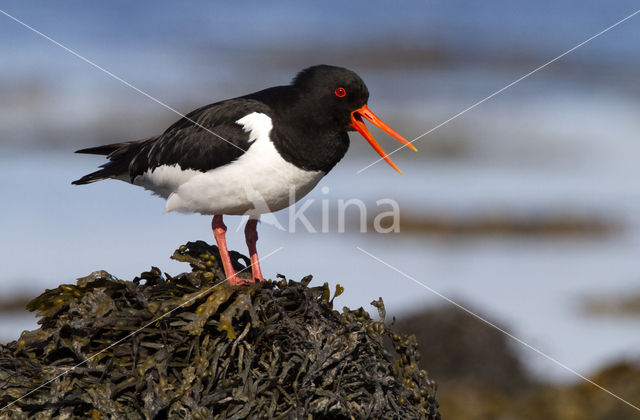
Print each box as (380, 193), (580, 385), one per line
(350, 105), (417, 173)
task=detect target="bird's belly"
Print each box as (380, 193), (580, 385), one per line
(135, 134), (325, 216)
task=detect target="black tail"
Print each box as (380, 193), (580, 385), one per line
(75, 143), (123, 156)
(72, 139), (152, 185)
(71, 169), (112, 185)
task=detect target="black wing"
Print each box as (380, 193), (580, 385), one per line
(72, 98), (272, 185)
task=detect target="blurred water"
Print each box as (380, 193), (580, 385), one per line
(2, 1), (639, 150)
(1, 0), (639, 384)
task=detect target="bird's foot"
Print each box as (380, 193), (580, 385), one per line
(227, 274), (247, 286)
(226, 272), (263, 286)
(249, 264), (264, 283)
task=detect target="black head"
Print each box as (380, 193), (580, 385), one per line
(291, 65), (370, 130)
(265, 65), (416, 173)
(290, 64), (416, 173)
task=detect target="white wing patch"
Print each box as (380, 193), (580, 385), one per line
(236, 112), (272, 143)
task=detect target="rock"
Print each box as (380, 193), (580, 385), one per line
(393, 304), (533, 393)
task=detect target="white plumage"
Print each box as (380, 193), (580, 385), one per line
(133, 112), (325, 216)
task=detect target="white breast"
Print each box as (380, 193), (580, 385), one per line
(133, 112), (325, 216)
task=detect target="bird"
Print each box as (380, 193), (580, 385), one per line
(72, 65), (417, 285)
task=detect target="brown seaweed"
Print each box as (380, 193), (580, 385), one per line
(0, 241), (439, 419)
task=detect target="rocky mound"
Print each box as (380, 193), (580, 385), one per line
(0, 241), (439, 419)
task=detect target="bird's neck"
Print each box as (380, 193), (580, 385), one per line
(247, 86), (350, 173)
(271, 120), (350, 173)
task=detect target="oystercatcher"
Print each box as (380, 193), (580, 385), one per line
(72, 65), (416, 285)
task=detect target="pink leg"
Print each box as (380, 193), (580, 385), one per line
(244, 218), (264, 282)
(212, 215), (243, 286)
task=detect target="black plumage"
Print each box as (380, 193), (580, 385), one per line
(72, 65), (369, 185)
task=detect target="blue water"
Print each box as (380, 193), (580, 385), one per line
(1, 0), (639, 384)
(1, 1), (638, 58)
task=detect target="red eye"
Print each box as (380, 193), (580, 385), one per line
(334, 87), (346, 98)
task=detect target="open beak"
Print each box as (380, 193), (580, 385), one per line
(350, 105), (417, 173)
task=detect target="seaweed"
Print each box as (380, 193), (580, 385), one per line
(0, 241), (439, 419)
